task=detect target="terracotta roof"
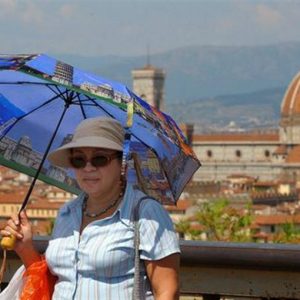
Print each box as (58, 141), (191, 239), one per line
(0, 191), (27, 203)
(273, 145), (287, 155)
(285, 145), (300, 163)
(193, 132), (279, 143)
(227, 174), (255, 179)
(252, 181), (276, 187)
(252, 204), (270, 210)
(0, 191), (63, 209)
(255, 214), (300, 225)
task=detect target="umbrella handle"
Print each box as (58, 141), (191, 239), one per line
(1, 235), (17, 251)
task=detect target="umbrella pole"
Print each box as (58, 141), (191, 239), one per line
(1, 101), (71, 250)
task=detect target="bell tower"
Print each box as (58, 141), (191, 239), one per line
(131, 63), (165, 111)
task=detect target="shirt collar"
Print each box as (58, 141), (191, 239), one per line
(60, 192), (85, 215)
(59, 184), (145, 228)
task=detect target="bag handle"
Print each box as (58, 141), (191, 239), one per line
(132, 195), (157, 300)
(132, 205), (141, 300)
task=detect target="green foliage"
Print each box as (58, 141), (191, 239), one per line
(273, 222), (300, 244)
(175, 198), (300, 244)
(176, 198), (254, 242)
(46, 218), (56, 235)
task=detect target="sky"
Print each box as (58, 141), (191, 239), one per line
(1, 0), (300, 57)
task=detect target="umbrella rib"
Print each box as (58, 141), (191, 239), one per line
(46, 84), (69, 99)
(20, 100), (71, 212)
(0, 81), (72, 104)
(0, 81), (73, 103)
(0, 81), (58, 87)
(75, 93), (87, 119)
(86, 95), (151, 148)
(88, 96), (116, 118)
(47, 87), (86, 116)
(0, 89), (70, 140)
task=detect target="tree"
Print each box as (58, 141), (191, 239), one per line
(273, 222), (300, 243)
(46, 218), (56, 235)
(176, 198), (254, 242)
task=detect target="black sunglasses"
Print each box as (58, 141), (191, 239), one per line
(69, 152), (122, 169)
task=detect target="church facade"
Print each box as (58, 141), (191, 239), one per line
(193, 72), (300, 183)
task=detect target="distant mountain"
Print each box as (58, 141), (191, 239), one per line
(54, 41), (300, 101)
(52, 42), (300, 127)
(167, 87), (285, 131)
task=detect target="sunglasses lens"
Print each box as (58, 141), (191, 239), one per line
(69, 153), (119, 169)
(70, 156), (86, 169)
(91, 155), (110, 167)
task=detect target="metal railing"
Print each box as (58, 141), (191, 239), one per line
(180, 240), (300, 299)
(1, 237), (300, 299)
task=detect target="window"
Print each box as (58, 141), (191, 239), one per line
(235, 150), (242, 157)
(207, 150), (213, 158)
(265, 150), (270, 157)
(270, 225), (275, 233)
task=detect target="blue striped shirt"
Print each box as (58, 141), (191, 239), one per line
(45, 184), (180, 299)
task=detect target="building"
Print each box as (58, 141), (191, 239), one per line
(0, 166), (73, 235)
(52, 61), (74, 86)
(193, 71), (300, 184)
(132, 64), (165, 110)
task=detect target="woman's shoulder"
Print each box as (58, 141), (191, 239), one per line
(57, 193), (85, 216)
(125, 184), (160, 207)
(128, 186), (170, 220)
(120, 184), (164, 224)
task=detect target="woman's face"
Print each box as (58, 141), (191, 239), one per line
(70, 147), (122, 200)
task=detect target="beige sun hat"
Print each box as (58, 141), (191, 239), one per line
(47, 117), (124, 168)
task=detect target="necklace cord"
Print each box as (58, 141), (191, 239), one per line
(82, 195), (121, 218)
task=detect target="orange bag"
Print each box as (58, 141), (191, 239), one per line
(20, 257), (57, 300)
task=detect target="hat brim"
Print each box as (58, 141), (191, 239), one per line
(47, 136), (123, 168)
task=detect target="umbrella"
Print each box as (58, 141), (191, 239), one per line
(0, 53), (200, 210)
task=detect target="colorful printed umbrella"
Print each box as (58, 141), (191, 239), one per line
(0, 54), (200, 207)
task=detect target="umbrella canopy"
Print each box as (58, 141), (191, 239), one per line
(0, 54), (200, 205)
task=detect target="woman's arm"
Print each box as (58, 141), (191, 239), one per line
(145, 253), (180, 300)
(0, 210), (41, 268)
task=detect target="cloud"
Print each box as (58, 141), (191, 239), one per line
(21, 2), (44, 24)
(59, 4), (76, 18)
(0, 0), (17, 15)
(0, 1), (44, 24)
(255, 4), (282, 27)
(1, 1), (300, 56)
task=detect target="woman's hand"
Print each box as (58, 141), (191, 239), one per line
(1, 210), (41, 267)
(1, 210), (32, 251)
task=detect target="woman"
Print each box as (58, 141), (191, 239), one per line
(1, 117), (180, 299)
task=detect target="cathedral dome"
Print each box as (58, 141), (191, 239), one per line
(281, 72), (300, 126)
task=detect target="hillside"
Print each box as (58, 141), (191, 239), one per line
(54, 42), (300, 127)
(166, 87), (285, 131)
(56, 42), (300, 100)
